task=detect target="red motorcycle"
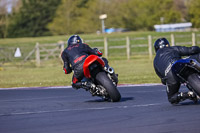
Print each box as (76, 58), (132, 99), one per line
(82, 55), (121, 102)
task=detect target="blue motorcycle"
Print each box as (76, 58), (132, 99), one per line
(172, 58), (200, 100)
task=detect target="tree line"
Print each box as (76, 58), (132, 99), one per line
(0, 0), (200, 38)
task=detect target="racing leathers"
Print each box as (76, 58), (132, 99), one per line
(61, 43), (106, 89)
(153, 46), (200, 104)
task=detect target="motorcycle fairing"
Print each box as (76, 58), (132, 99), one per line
(171, 59), (192, 75)
(83, 55), (105, 78)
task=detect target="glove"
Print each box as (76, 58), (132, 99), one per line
(63, 66), (72, 74)
(93, 48), (103, 56)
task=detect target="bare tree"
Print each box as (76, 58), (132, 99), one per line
(173, 0), (188, 21)
(0, 0), (8, 14)
(0, 0), (8, 38)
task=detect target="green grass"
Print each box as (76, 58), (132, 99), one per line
(0, 55), (160, 88)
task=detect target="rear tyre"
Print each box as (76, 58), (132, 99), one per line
(95, 72), (121, 102)
(187, 73), (200, 96)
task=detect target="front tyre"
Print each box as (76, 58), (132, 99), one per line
(187, 73), (200, 96)
(95, 72), (121, 102)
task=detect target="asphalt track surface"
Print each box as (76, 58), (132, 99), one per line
(0, 84), (200, 133)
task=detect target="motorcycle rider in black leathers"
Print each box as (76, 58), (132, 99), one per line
(153, 38), (200, 104)
(61, 35), (111, 89)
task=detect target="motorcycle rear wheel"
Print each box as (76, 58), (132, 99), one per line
(187, 73), (200, 96)
(95, 71), (121, 102)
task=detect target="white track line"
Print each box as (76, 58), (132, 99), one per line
(118, 83), (162, 87)
(0, 86), (72, 90)
(0, 83), (162, 90)
(0, 102), (165, 116)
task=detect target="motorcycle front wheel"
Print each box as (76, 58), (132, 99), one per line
(187, 73), (200, 96)
(95, 71), (121, 102)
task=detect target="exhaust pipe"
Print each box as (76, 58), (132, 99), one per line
(190, 59), (200, 70)
(108, 67), (114, 74)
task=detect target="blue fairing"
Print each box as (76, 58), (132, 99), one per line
(171, 58), (192, 74)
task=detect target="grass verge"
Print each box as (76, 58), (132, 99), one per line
(0, 55), (160, 88)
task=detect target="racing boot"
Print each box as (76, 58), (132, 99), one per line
(169, 92), (198, 104)
(72, 81), (96, 91)
(81, 82), (96, 91)
(169, 92), (182, 104)
(72, 82), (82, 89)
(179, 91), (198, 103)
(169, 92), (189, 104)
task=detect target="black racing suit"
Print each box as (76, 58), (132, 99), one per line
(153, 46), (200, 104)
(61, 43), (106, 89)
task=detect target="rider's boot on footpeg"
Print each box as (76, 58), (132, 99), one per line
(179, 91), (198, 102)
(81, 82), (96, 90)
(169, 92), (189, 104)
(170, 91), (198, 104)
(72, 82), (82, 89)
(72, 82), (94, 90)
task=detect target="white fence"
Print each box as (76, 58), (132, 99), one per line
(85, 32), (200, 60)
(1, 32), (200, 66)
(24, 41), (65, 66)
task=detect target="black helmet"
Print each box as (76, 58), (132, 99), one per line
(154, 38), (170, 52)
(67, 35), (82, 46)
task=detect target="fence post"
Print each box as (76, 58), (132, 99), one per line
(59, 41), (65, 54)
(104, 37), (108, 58)
(35, 42), (40, 67)
(171, 34), (175, 46)
(192, 33), (196, 46)
(148, 35), (153, 59)
(59, 41), (65, 62)
(126, 36), (130, 60)
(60, 41), (65, 52)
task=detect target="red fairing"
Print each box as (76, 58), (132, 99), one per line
(83, 55), (105, 78)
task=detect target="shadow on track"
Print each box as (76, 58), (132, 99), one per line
(120, 97), (134, 102)
(85, 97), (134, 103)
(174, 101), (200, 106)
